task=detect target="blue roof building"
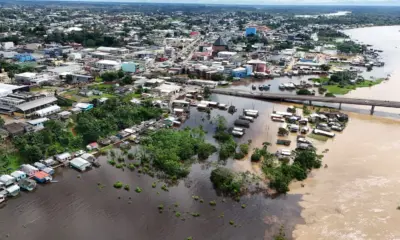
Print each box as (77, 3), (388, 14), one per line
(245, 27), (257, 37)
(121, 62), (136, 73)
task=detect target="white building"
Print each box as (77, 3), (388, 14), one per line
(15, 72), (37, 84)
(95, 60), (121, 71)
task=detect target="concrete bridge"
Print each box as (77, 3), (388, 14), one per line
(211, 88), (400, 115)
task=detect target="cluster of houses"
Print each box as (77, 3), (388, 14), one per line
(0, 151), (97, 202)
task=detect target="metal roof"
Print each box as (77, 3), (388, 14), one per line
(16, 96), (57, 112)
(213, 36), (227, 46)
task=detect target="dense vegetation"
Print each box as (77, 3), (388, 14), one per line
(210, 167), (243, 196)
(142, 127), (216, 178)
(76, 98), (162, 143)
(263, 149), (322, 194)
(13, 120), (83, 162)
(213, 116), (237, 160)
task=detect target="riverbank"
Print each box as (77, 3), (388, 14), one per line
(292, 113), (400, 239)
(290, 25), (400, 240)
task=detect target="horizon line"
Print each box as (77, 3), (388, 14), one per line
(3, 0), (400, 6)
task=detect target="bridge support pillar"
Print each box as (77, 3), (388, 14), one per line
(370, 105), (375, 115)
(309, 100), (312, 106)
(339, 103), (342, 110)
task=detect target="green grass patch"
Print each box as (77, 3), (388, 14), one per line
(0, 153), (22, 173)
(324, 79), (384, 95)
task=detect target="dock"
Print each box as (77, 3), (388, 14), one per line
(211, 88), (400, 115)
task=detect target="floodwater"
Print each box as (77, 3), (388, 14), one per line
(292, 25), (400, 240)
(1, 25), (400, 240)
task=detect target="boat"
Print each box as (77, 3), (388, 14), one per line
(19, 179), (37, 192)
(276, 139), (291, 146)
(251, 85), (256, 90)
(218, 103), (228, 110)
(232, 131), (244, 137)
(239, 115), (254, 122)
(233, 127), (245, 133)
(5, 184), (20, 197)
(234, 119), (250, 128)
(244, 109), (259, 117)
(33, 171), (52, 183)
(313, 129), (335, 138)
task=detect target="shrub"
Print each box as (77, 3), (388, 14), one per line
(161, 184), (169, 192)
(234, 152), (245, 159)
(152, 182), (156, 188)
(124, 184), (130, 191)
(135, 187), (142, 193)
(209, 200), (216, 206)
(127, 153), (134, 159)
(108, 160), (116, 166)
(175, 212), (181, 217)
(210, 167), (242, 196)
(239, 144), (249, 155)
(127, 163), (135, 170)
(192, 195), (199, 200)
(113, 181), (123, 189)
(116, 163), (123, 169)
(158, 204), (164, 210)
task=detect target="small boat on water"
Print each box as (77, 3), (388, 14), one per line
(276, 139), (291, 146)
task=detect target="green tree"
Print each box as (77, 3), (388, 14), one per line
(121, 75), (133, 85)
(0, 117), (4, 128)
(239, 143), (249, 155)
(117, 69), (124, 79)
(210, 167), (242, 195)
(320, 64), (331, 71)
(203, 86), (211, 98)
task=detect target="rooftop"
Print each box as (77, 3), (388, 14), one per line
(16, 96), (58, 112)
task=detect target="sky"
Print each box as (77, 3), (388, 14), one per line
(69, 0), (400, 5)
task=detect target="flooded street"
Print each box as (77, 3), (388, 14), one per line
(1, 25), (400, 240)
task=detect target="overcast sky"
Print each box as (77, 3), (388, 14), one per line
(78, 0), (400, 5)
